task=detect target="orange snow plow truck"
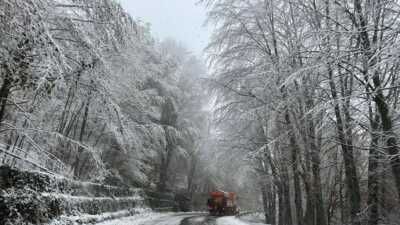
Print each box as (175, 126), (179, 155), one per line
(207, 191), (239, 216)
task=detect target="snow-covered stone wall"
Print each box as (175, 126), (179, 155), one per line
(0, 166), (147, 224)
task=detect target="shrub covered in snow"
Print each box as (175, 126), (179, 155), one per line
(0, 188), (60, 224)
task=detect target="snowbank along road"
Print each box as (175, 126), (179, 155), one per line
(97, 212), (265, 225)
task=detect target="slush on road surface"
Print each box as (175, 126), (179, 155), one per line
(97, 212), (265, 225)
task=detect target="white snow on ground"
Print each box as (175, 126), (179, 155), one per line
(47, 208), (152, 225)
(217, 216), (249, 225)
(95, 211), (170, 225)
(96, 211), (188, 225)
(140, 213), (203, 225)
(48, 210), (206, 225)
(239, 213), (268, 225)
(41, 192), (144, 201)
(217, 216), (269, 225)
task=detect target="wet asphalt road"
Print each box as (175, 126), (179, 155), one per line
(142, 213), (216, 225)
(179, 215), (217, 225)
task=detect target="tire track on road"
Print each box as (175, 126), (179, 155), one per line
(141, 213), (208, 225)
(180, 215), (217, 225)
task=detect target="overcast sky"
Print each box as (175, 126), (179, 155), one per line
(117, 0), (211, 57)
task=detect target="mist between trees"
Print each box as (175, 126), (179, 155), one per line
(1, 0), (400, 225)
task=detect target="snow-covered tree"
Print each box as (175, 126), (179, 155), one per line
(0, 1), (210, 198)
(203, 0), (400, 224)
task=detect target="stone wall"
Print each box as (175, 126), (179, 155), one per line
(0, 166), (146, 225)
(0, 166), (139, 197)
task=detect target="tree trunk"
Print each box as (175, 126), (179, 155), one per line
(367, 112), (380, 225)
(285, 112), (303, 225)
(158, 139), (173, 192)
(187, 153), (197, 198)
(278, 184), (285, 225)
(73, 99), (90, 178)
(303, 180), (315, 225)
(310, 143), (327, 225)
(304, 81), (327, 225)
(282, 165), (293, 225)
(372, 84), (400, 199)
(261, 180), (274, 224)
(269, 185), (276, 225)
(353, 0), (400, 200)
(328, 66), (361, 225)
(0, 71), (11, 124)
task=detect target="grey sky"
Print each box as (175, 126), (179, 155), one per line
(117, 0), (211, 56)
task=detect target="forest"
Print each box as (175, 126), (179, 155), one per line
(203, 0), (400, 225)
(1, 0), (400, 225)
(0, 0), (219, 206)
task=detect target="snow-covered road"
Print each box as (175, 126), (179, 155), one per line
(97, 212), (264, 225)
